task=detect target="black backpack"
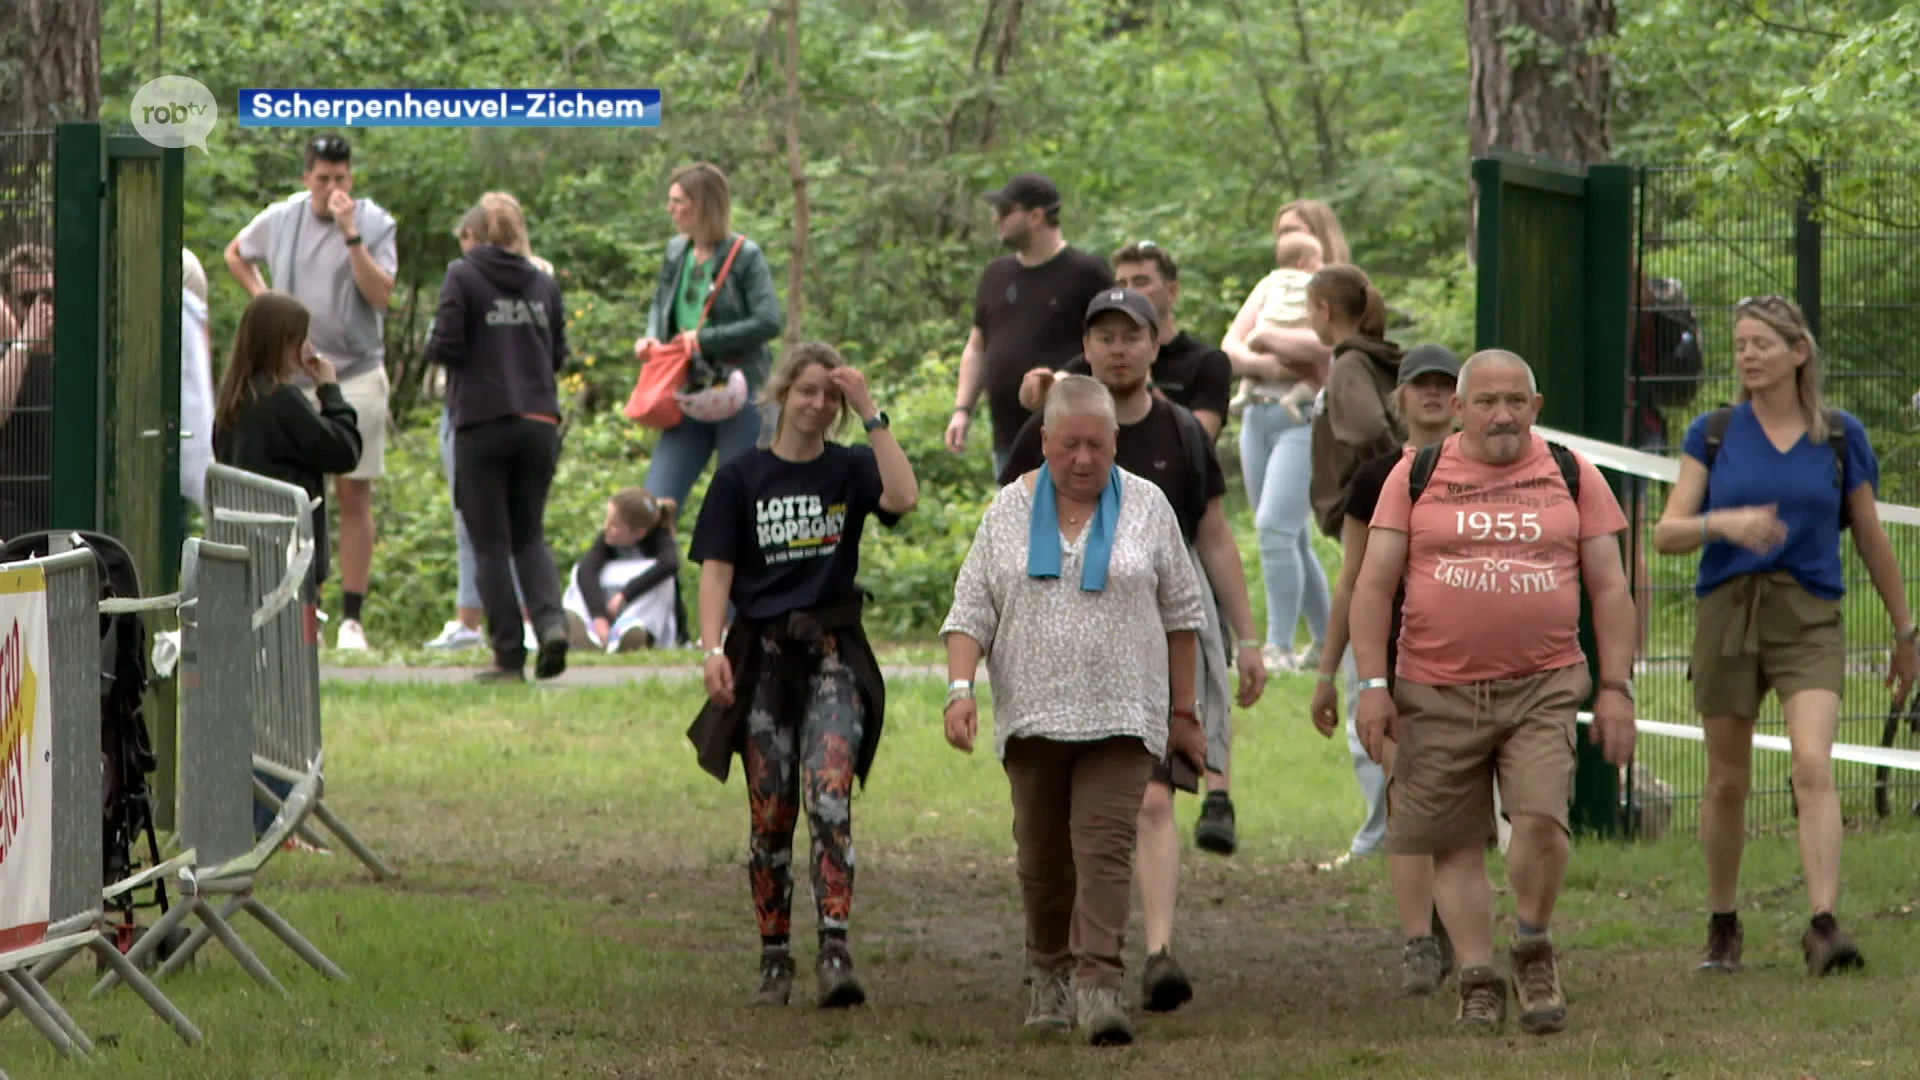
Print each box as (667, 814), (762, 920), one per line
(1638, 276), (1705, 410)
(1701, 405), (1852, 530)
(1168, 402), (1211, 545)
(1408, 440), (1582, 506)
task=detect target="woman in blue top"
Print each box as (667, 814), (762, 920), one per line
(1656, 294), (1917, 979)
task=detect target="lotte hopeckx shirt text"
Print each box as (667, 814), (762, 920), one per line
(1369, 433), (1626, 687)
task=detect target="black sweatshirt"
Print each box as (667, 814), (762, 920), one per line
(575, 528), (678, 618)
(425, 244), (569, 430)
(212, 377), (364, 589)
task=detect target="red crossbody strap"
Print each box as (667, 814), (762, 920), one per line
(692, 235), (747, 333)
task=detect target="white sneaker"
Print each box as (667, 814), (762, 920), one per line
(1261, 643), (1296, 674)
(423, 620), (483, 650)
(334, 618), (369, 651)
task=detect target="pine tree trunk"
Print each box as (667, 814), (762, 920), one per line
(1465, 0), (1614, 255)
(0, 0), (102, 128)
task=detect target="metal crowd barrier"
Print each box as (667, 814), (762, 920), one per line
(92, 539), (348, 999)
(0, 546), (200, 1065)
(202, 463), (393, 880)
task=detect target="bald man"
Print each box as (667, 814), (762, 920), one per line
(1347, 350), (1638, 1036)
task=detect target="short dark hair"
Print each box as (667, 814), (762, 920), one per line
(1111, 241), (1177, 283)
(304, 133), (351, 170)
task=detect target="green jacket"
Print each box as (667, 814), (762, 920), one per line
(644, 232), (783, 391)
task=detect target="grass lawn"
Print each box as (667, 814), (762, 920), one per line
(9, 672), (1920, 1079)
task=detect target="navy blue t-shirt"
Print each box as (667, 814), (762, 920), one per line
(688, 443), (903, 622)
(1682, 403), (1877, 600)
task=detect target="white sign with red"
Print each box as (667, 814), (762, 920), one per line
(0, 565), (52, 951)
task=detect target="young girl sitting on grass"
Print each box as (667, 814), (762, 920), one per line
(562, 487), (683, 652)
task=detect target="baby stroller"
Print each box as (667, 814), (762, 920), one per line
(0, 530), (184, 966)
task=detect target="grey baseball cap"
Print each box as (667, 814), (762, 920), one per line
(1399, 344), (1462, 384)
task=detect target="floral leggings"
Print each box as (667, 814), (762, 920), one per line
(745, 636), (865, 943)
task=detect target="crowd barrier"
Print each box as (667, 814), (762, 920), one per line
(203, 463), (393, 880)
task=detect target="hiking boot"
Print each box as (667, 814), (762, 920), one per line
(1023, 964), (1074, 1032)
(1697, 915), (1743, 974)
(815, 940), (867, 1008)
(1401, 935), (1446, 996)
(1194, 791), (1237, 855)
(1140, 949), (1193, 1013)
(1074, 984), (1133, 1046)
(1801, 913), (1864, 977)
(1454, 965), (1507, 1033)
(752, 947), (794, 1006)
(1511, 937), (1567, 1035)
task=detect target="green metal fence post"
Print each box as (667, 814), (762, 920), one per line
(51, 123), (103, 532)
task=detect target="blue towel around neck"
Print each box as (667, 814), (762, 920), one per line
(1027, 463), (1123, 592)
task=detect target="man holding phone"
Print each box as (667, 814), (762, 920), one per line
(226, 133), (398, 650)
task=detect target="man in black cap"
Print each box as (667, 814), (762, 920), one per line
(1000, 289), (1267, 1016)
(947, 172), (1112, 479)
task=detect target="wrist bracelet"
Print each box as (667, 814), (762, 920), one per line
(1699, 514), (1711, 543)
(1897, 626), (1918, 645)
(1357, 677), (1390, 693)
(1317, 672), (1336, 685)
(1236, 638), (1262, 651)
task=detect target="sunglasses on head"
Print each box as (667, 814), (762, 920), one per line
(309, 135), (349, 157)
(1736, 294), (1793, 313)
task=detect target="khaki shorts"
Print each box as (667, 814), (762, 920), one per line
(1385, 663), (1591, 856)
(328, 366), (389, 481)
(1691, 571), (1844, 720)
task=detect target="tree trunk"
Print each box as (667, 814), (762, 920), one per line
(0, 0), (102, 128)
(781, 0), (808, 346)
(1465, 0), (1615, 255)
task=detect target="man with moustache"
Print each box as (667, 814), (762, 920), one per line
(1349, 349), (1637, 1035)
(946, 173), (1112, 480)
(999, 288), (1267, 1015)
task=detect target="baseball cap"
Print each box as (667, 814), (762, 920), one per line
(1084, 288), (1159, 333)
(1398, 344), (1461, 385)
(982, 172), (1061, 211)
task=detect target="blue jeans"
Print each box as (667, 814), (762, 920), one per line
(1239, 401), (1330, 650)
(442, 409), (523, 610)
(644, 405), (764, 508)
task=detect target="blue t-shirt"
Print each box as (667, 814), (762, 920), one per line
(1682, 403), (1877, 600)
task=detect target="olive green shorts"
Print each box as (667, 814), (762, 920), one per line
(1690, 571), (1845, 720)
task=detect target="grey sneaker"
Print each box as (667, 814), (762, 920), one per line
(815, 940), (867, 1008)
(1075, 984), (1133, 1046)
(752, 948), (794, 1006)
(1194, 792), (1237, 855)
(1141, 949), (1193, 1012)
(1511, 937), (1567, 1034)
(1023, 965), (1074, 1032)
(1454, 965), (1507, 1033)
(1401, 935), (1445, 996)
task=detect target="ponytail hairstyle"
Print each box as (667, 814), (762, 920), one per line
(1307, 263), (1387, 341)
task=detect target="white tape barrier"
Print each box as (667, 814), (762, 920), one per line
(1535, 425), (1920, 529)
(1577, 711), (1920, 773)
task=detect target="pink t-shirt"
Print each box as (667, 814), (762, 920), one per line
(1370, 432), (1627, 686)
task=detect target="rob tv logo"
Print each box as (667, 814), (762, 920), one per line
(131, 76), (219, 152)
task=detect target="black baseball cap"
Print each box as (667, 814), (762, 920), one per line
(1084, 288), (1159, 333)
(1398, 344), (1461, 385)
(982, 172), (1061, 212)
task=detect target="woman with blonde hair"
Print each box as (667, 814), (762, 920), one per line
(686, 342), (916, 1010)
(425, 195), (571, 682)
(1220, 198), (1349, 674)
(1656, 294), (1916, 977)
(634, 162), (784, 508)
(424, 192), (557, 651)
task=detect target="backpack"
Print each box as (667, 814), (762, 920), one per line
(1408, 440), (1582, 507)
(1701, 405), (1852, 530)
(1167, 402), (1211, 546)
(1638, 276), (1704, 410)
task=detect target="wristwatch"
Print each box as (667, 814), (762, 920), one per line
(705, 645), (726, 659)
(863, 411), (890, 433)
(1600, 678), (1635, 703)
(344, 233), (364, 247)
